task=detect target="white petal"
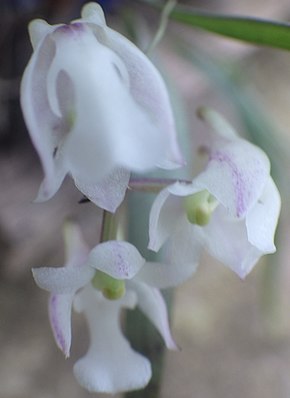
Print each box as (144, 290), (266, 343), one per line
(73, 287), (151, 394)
(88, 241), (145, 279)
(142, 219), (200, 287)
(20, 33), (68, 201)
(149, 187), (184, 251)
(80, 2), (106, 26)
(88, 22), (184, 169)
(167, 181), (201, 197)
(130, 281), (177, 350)
(49, 293), (73, 357)
(74, 169), (130, 213)
(32, 265), (94, 294)
(200, 206), (262, 278)
(34, 158), (67, 202)
(28, 19), (54, 49)
(246, 177), (281, 253)
(48, 25), (167, 180)
(194, 139), (270, 218)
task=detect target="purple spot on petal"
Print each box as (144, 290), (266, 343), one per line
(210, 150), (249, 217)
(55, 23), (84, 36)
(114, 243), (129, 278)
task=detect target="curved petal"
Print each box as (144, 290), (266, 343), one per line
(48, 24), (168, 181)
(88, 241), (145, 279)
(246, 177), (281, 253)
(129, 281), (177, 350)
(142, 219), (200, 287)
(167, 181), (202, 197)
(73, 287), (151, 394)
(80, 2), (106, 26)
(74, 168), (130, 212)
(49, 293), (73, 357)
(32, 265), (94, 294)
(83, 19), (184, 169)
(33, 222), (92, 293)
(149, 187), (184, 251)
(28, 19), (55, 50)
(193, 139), (270, 218)
(200, 206), (262, 278)
(20, 32), (68, 201)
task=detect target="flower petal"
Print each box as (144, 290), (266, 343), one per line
(73, 286), (151, 394)
(194, 139), (270, 218)
(49, 293), (73, 357)
(28, 19), (54, 49)
(129, 281), (177, 350)
(149, 187), (184, 251)
(88, 241), (145, 279)
(246, 177), (281, 253)
(84, 13), (184, 169)
(200, 206), (262, 278)
(20, 32), (69, 201)
(74, 168), (130, 213)
(32, 265), (94, 294)
(48, 24), (167, 181)
(80, 2), (106, 26)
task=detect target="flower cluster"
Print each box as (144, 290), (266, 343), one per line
(21, 2), (281, 395)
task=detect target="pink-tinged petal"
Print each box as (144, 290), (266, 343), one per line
(48, 25), (167, 180)
(88, 241), (145, 279)
(85, 19), (184, 169)
(129, 281), (177, 350)
(34, 158), (67, 202)
(33, 222), (93, 294)
(74, 168), (130, 213)
(194, 139), (270, 218)
(149, 187), (184, 252)
(73, 287), (151, 394)
(200, 206), (262, 278)
(32, 265), (94, 294)
(20, 33), (69, 201)
(49, 293), (73, 357)
(246, 177), (281, 253)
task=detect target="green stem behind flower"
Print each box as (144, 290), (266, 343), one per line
(124, 190), (171, 398)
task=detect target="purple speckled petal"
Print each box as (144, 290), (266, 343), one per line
(79, 3), (184, 170)
(49, 293), (73, 357)
(88, 241), (145, 279)
(193, 139), (270, 218)
(74, 168), (130, 213)
(33, 222), (94, 357)
(32, 265), (94, 294)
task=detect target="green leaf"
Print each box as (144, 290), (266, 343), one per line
(171, 7), (290, 51)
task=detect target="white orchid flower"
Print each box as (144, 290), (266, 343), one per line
(149, 109), (281, 279)
(32, 222), (177, 394)
(21, 2), (184, 212)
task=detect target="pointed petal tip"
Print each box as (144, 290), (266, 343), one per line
(81, 2), (106, 25)
(28, 19), (52, 49)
